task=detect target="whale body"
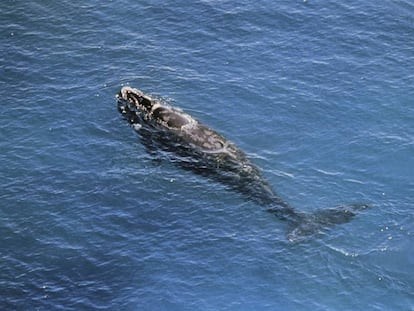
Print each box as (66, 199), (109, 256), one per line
(116, 86), (368, 241)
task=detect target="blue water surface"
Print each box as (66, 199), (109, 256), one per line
(1, 1), (414, 310)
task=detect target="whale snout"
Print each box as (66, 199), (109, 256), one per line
(117, 86), (154, 112)
(117, 86), (138, 101)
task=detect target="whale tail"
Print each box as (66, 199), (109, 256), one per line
(268, 204), (370, 242)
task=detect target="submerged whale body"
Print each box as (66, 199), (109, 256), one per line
(116, 86), (368, 241)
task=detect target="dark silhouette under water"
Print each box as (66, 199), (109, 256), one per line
(117, 86), (369, 242)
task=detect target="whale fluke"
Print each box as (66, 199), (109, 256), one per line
(277, 204), (370, 242)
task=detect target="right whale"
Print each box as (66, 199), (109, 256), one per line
(117, 86), (369, 242)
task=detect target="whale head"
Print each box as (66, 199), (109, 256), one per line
(117, 86), (196, 130)
(117, 86), (154, 113)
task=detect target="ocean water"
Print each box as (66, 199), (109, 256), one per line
(1, 0), (413, 310)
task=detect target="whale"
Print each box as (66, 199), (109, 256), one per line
(116, 86), (368, 241)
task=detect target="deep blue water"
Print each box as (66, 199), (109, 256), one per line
(1, 1), (414, 310)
